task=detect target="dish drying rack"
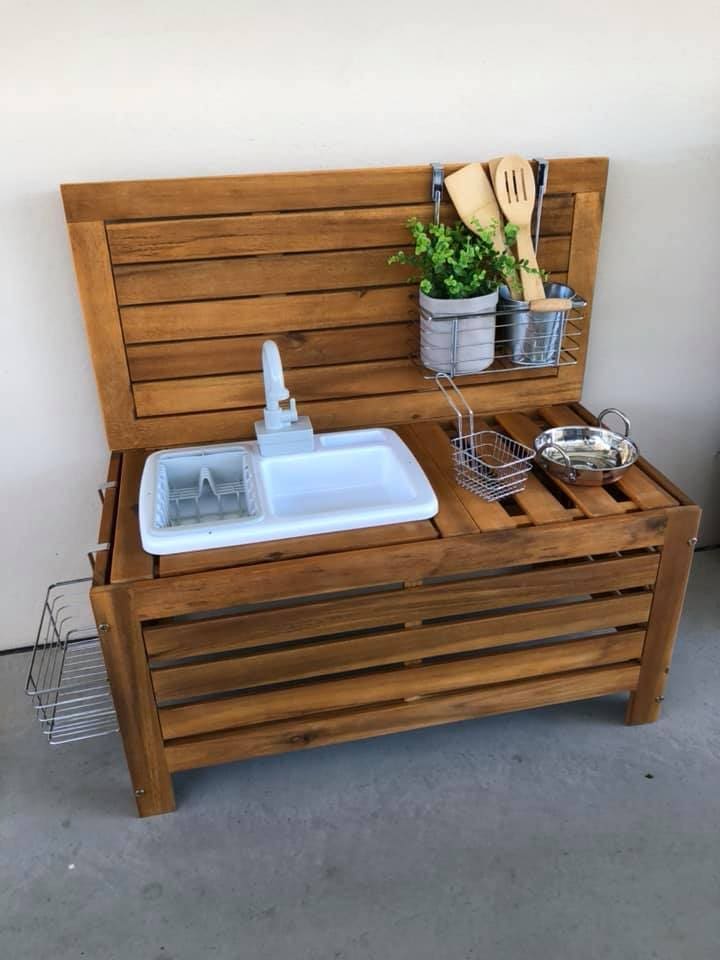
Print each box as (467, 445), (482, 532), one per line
(25, 578), (118, 744)
(435, 373), (535, 501)
(153, 447), (259, 529)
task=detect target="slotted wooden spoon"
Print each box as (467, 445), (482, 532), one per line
(444, 163), (522, 298)
(493, 155), (571, 311)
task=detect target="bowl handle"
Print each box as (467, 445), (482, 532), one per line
(536, 441), (577, 483)
(598, 408), (631, 438)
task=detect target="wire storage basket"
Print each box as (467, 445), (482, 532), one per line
(418, 287), (586, 378)
(25, 578), (118, 745)
(435, 373), (535, 501)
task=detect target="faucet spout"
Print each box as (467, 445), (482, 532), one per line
(262, 340), (289, 411)
(261, 339), (297, 431)
(255, 340), (314, 455)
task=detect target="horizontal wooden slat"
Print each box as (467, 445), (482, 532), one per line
(538, 405), (678, 510)
(151, 595), (652, 702)
(134, 511), (667, 620)
(121, 286), (418, 344)
(157, 520), (437, 578)
(165, 662), (638, 772)
(62, 159), (608, 222)
(114, 248), (413, 306)
(118, 366), (583, 449)
(131, 345), (572, 416)
(536, 236), (570, 273)
(159, 631), (643, 739)
(144, 552), (660, 661)
(107, 203), (441, 263)
(165, 659), (636, 772)
(133, 359), (426, 416)
(114, 238), (572, 307)
(119, 278), (567, 348)
(127, 323), (413, 381)
(65, 165), (434, 222)
(535, 195), (574, 236)
(108, 199), (574, 264)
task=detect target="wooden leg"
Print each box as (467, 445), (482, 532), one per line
(626, 506), (701, 725)
(91, 586), (176, 816)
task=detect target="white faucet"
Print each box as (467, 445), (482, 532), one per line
(261, 340), (297, 431)
(255, 340), (314, 455)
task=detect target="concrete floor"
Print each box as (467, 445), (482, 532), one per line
(1, 550), (719, 960)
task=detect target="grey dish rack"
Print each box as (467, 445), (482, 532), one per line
(25, 578), (117, 744)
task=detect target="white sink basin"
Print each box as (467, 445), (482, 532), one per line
(139, 428), (438, 555)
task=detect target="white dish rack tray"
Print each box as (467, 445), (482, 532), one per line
(25, 578), (117, 745)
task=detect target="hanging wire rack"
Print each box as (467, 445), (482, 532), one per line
(25, 578), (118, 745)
(435, 373), (535, 501)
(418, 161), (586, 379)
(417, 296), (586, 378)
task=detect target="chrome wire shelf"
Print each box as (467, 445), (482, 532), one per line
(416, 300), (585, 379)
(25, 578), (118, 745)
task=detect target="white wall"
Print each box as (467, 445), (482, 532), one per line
(2, 0), (718, 650)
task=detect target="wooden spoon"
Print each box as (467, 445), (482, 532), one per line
(491, 155), (572, 312)
(444, 163), (522, 298)
(493, 155), (549, 305)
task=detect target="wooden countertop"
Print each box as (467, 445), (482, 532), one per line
(106, 403), (681, 586)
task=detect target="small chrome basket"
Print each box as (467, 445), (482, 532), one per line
(25, 578), (118, 745)
(435, 373), (535, 501)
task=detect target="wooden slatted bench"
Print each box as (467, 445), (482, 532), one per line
(63, 158), (700, 817)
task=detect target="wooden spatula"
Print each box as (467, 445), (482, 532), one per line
(444, 163), (522, 298)
(493, 155), (572, 311)
(444, 163), (505, 249)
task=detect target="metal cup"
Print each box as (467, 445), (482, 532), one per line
(498, 282), (586, 367)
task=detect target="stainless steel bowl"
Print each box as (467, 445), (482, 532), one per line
(534, 408), (639, 486)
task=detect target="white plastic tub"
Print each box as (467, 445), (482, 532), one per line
(139, 429), (438, 555)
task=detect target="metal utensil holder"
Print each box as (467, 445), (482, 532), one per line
(25, 578), (118, 745)
(422, 161), (585, 378)
(435, 373), (535, 501)
(418, 297), (585, 378)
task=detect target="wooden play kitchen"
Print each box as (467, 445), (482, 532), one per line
(54, 157), (699, 817)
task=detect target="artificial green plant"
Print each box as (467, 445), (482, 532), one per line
(388, 218), (541, 300)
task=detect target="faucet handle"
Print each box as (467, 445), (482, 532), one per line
(288, 397), (298, 423)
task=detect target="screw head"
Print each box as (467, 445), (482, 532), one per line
(135, 788), (146, 797)
(655, 695), (665, 703)
(98, 623), (110, 633)
(688, 537), (698, 547)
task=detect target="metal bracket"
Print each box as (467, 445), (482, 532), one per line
(97, 480), (118, 505)
(87, 542), (111, 573)
(431, 163), (444, 225)
(532, 158), (549, 250)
